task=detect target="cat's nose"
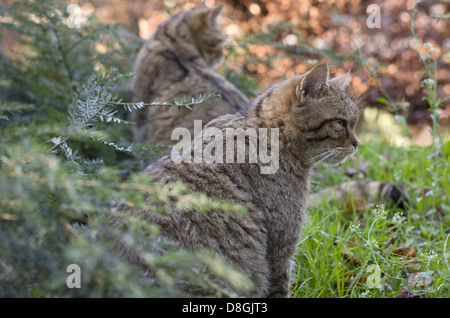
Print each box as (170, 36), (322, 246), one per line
(353, 141), (359, 150)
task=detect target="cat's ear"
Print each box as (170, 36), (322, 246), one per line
(329, 69), (352, 91)
(189, 5), (224, 31)
(206, 4), (225, 27)
(296, 63), (329, 102)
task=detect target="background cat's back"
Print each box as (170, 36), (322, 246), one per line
(131, 6), (249, 146)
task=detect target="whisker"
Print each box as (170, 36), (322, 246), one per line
(316, 151), (335, 164)
(331, 153), (341, 166)
(352, 91), (364, 103)
(310, 150), (335, 164)
(354, 89), (378, 108)
(324, 152), (337, 166)
(308, 149), (333, 163)
(353, 89), (374, 102)
(355, 93), (372, 106)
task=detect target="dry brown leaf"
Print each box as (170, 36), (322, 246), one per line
(392, 246), (416, 258)
(407, 272), (433, 289)
(335, 239), (363, 267)
(344, 199), (369, 214)
(398, 286), (421, 298)
(391, 246), (418, 269)
(398, 272), (434, 298)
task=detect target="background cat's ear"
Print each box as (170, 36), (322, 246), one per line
(206, 4), (225, 27)
(297, 63), (329, 102)
(188, 5), (224, 31)
(329, 69), (352, 91)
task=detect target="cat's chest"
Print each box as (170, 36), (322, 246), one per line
(255, 170), (310, 230)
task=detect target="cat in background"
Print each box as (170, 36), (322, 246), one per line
(131, 5), (249, 148)
(310, 180), (408, 212)
(125, 64), (361, 297)
(130, 5), (408, 210)
(126, 6), (409, 297)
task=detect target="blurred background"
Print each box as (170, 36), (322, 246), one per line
(1, 0), (449, 145)
(86, 0), (449, 146)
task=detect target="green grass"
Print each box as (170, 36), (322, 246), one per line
(292, 139), (450, 298)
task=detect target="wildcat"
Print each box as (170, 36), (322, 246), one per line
(128, 64), (360, 297)
(131, 5), (249, 147)
(130, 4), (408, 209)
(309, 180), (409, 210)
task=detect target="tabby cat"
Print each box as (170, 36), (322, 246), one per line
(131, 4), (249, 147)
(130, 5), (407, 208)
(128, 6), (408, 297)
(309, 180), (408, 210)
(128, 64), (360, 297)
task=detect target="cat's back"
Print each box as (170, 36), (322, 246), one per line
(131, 5), (249, 146)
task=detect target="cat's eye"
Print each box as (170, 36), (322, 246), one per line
(336, 119), (345, 127)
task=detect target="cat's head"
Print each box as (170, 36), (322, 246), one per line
(250, 63), (360, 166)
(155, 5), (226, 67)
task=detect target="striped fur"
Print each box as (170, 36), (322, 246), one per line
(131, 5), (249, 147)
(126, 64), (362, 297)
(128, 8), (408, 297)
(310, 180), (409, 210)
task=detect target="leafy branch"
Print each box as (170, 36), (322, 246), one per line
(50, 66), (221, 167)
(0, 101), (36, 122)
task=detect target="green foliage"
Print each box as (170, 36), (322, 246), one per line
(0, 0), (146, 174)
(0, 0), (248, 297)
(294, 139), (450, 298)
(0, 140), (248, 297)
(290, 0), (449, 298)
(0, 0), (141, 120)
(294, 1), (450, 295)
